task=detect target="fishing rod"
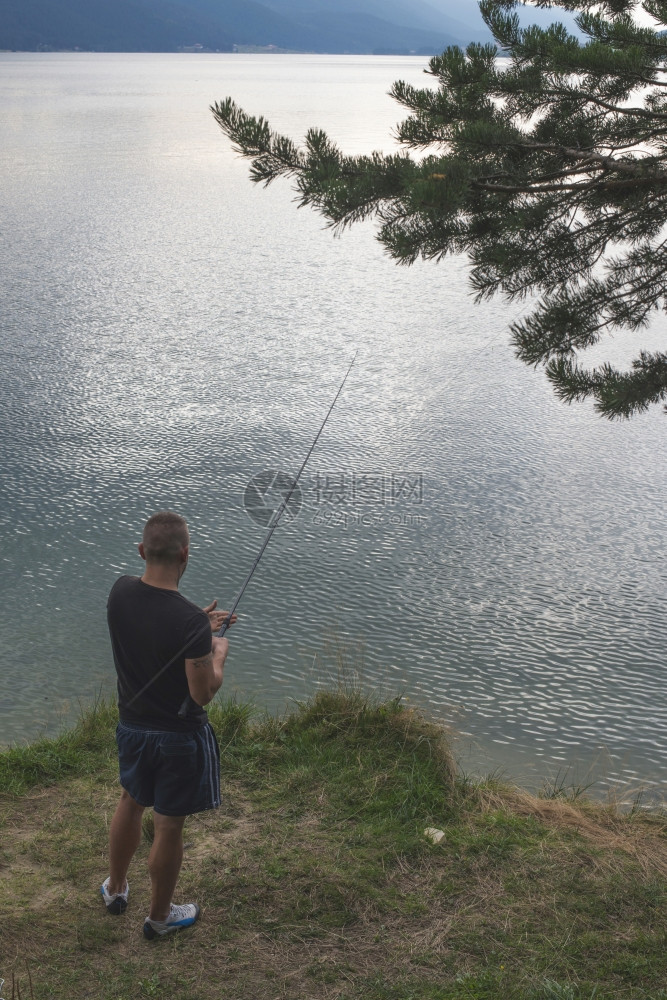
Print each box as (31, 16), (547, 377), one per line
(170, 351), (358, 717)
(127, 354), (357, 714)
(214, 351), (357, 642)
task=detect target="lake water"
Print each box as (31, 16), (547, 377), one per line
(1, 53), (665, 803)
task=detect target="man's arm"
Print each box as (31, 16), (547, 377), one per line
(184, 637), (229, 707)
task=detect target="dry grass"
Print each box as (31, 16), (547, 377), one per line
(475, 784), (667, 877)
(1, 693), (665, 1000)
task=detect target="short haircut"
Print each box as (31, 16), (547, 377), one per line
(142, 511), (189, 565)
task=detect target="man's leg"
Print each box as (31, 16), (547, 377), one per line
(108, 787), (145, 894)
(147, 812), (186, 922)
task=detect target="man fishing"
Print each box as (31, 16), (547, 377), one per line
(102, 510), (236, 939)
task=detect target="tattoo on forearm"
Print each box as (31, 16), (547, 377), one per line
(190, 654), (212, 670)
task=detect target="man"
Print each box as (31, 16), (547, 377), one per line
(103, 511), (235, 940)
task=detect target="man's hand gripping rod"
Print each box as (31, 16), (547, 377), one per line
(176, 352), (357, 717)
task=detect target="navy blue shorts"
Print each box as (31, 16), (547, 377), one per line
(116, 721), (221, 816)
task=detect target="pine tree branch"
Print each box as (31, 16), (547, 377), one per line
(541, 87), (667, 121)
(546, 352), (667, 417)
(474, 173), (667, 192)
(210, 3), (667, 418)
(518, 141), (667, 172)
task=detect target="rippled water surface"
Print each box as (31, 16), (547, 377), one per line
(1, 53), (665, 800)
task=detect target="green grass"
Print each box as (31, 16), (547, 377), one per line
(1, 690), (665, 999)
(0, 698), (118, 795)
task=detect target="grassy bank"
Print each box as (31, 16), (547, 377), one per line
(0, 692), (665, 1000)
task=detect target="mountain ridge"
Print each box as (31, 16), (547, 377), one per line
(0, 0), (466, 53)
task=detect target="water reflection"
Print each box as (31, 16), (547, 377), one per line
(0, 54), (665, 804)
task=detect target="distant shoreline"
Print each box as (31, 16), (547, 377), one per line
(0, 48), (440, 55)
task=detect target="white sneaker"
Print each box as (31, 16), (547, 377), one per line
(143, 902), (200, 940)
(101, 877), (129, 914)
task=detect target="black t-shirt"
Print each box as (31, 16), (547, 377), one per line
(107, 575), (212, 731)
